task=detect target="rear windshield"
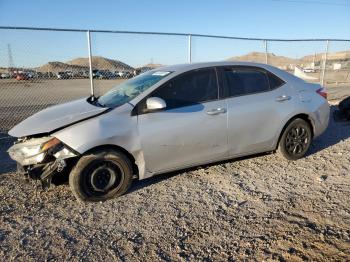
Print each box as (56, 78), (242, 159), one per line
(98, 70), (171, 108)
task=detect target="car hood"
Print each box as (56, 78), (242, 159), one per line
(8, 97), (109, 137)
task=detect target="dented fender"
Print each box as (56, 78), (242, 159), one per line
(52, 103), (148, 180)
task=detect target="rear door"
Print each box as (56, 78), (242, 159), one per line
(219, 66), (291, 156)
(136, 67), (228, 173)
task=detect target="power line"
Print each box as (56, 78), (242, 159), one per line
(271, 0), (350, 7)
(0, 26), (349, 41)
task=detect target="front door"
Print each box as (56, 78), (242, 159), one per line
(137, 67), (228, 173)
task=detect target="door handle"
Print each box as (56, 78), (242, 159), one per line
(275, 95), (291, 102)
(206, 108), (227, 115)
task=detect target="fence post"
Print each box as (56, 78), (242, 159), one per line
(87, 30), (95, 99)
(188, 34), (192, 63)
(264, 40), (268, 64)
(320, 40), (329, 86)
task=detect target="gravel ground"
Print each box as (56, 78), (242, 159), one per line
(0, 105), (350, 261)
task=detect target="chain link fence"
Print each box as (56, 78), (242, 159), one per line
(1, 26), (350, 133)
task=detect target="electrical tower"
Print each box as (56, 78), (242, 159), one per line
(7, 43), (14, 73)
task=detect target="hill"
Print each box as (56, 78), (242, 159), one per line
(68, 56), (134, 71)
(227, 52), (299, 67)
(36, 61), (88, 73)
(301, 50), (350, 63)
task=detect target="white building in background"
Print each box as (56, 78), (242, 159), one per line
(333, 63), (342, 70)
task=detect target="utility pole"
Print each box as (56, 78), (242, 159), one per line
(264, 40), (268, 64)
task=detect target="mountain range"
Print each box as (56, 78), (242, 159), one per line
(227, 50), (350, 68)
(2, 50), (349, 74)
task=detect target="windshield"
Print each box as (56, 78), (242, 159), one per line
(97, 70), (171, 108)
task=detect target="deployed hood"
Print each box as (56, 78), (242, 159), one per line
(9, 98), (109, 138)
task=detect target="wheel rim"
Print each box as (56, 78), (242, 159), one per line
(83, 160), (124, 197)
(285, 125), (310, 156)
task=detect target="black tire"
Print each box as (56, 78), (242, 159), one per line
(278, 118), (312, 160)
(69, 149), (133, 202)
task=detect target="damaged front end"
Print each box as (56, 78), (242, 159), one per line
(8, 136), (78, 189)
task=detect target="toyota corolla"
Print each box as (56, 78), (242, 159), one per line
(8, 62), (330, 202)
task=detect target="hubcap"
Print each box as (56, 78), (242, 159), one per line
(285, 126), (309, 155)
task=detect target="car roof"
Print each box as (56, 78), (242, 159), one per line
(157, 61), (275, 72)
(155, 61), (302, 83)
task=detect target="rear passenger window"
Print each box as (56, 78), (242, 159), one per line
(151, 68), (218, 109)
(223, 68), (270, 97)
(267, 72), (285, 89)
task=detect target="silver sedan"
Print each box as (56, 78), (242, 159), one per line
(8, 62), (330, 202)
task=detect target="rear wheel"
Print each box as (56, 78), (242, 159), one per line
(278, 118), (312, 160)
(69, 149), (133, 202)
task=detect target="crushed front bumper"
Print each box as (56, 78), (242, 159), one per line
(8, 136), (79, 189)
(17, 158), (68, 189)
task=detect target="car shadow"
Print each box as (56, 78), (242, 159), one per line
(307, 105), (350, 156)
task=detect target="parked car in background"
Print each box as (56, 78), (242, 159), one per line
(0, 73), (11, 79)
(42, 72), (56, 79)
(71, 71), (87, 78)
(8, 62), (329, 202)
(92, 70), (117, 79)
(66, 71), (73, 78)
(115, 70), (132, 79)
(123, 71), (132, 78)
(16, 72), (31, 80)
(81, 71), (90, 78)
(56, 71), (70, 79)
(100, 70), (116, 79)
(117, 70), (126, 78)
(92, 69), (102, 79)
(35, 72), (44, 79)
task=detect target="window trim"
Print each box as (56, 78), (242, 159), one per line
(218, 65), (286, 99)
(132, 66), (221, 116)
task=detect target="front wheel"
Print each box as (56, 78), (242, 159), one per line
(69, 149), (133, 202)
(278, 118), (312, 160)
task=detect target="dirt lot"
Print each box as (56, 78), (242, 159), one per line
(0, 104), (349, 261)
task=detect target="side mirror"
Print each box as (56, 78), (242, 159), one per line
(146, 97), (166, 111)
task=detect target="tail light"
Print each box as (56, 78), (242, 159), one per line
(316, 87), (327, 100)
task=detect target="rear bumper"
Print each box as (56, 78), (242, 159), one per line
(311, 101), (330, 138)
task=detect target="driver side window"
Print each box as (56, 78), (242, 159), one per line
(151, 68), (219, 110)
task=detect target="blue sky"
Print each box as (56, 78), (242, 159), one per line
(0, 0), (349, 67)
